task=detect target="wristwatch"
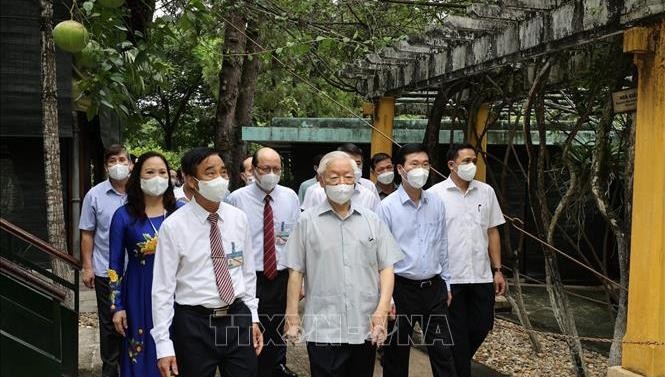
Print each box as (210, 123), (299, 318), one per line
(492, 267), (502, 274)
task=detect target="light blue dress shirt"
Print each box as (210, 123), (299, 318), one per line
(377, 185), (451, 290)
(79, 179), (128, 277)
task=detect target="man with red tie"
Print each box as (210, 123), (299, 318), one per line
(151, 147), (263, 377)
(227, 147), (301, 377)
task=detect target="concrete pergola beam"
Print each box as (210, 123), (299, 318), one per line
(467, 4), (530, 20)
(501, 0), (558, 10)
(355, 0), (664, 98)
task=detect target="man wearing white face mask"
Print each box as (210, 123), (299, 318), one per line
(371, 153), (397, 200)
(337, 143), (381, 198)
(151, 147), (263, 377)
(427, 144), (505, 377)
(284, 151), (403, 377)
(79, 144), (133, 377)
(226, 147), (300, 377)
(378, 143), (457, 377)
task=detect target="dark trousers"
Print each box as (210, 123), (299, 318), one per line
(448, 283), (495, 377)
(172, 301), (257, 377)
(307, 342), (376, 377)
(256, 270), (289, 377)
(383, 275), (457, 377)
(94, 276), (121, 377)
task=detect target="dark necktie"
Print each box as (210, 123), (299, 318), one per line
(263, 195), (277, 280)
(207, 213), (236, 303)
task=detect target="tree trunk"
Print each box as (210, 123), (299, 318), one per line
(523, 59), (588, 377)
(215, 4), (247, 190)
(40, 0), (73, 305)
(423, 87), (447, 182)
(591, 100), (632, 366)
(234, 13), (261, 171)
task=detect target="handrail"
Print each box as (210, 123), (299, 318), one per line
(0, 218), (81, 270)
(0, 257), (67, 302)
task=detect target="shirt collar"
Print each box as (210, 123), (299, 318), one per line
(249, 181), (274, 200)
(189, 197), (222, 225)
(103, 179), (126, 196)
(443, 177), (478, 193)
(315, 198), (360, 219)
(397, 184), (428, 205)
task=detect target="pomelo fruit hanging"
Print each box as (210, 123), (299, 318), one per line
(53, 20), (89, 53)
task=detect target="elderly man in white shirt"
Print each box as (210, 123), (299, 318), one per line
(226, 147), (300, 377)
(337, 143), (380, 197)
(151, 147), (263, 377)
(428, 143), (506, 377)
(284, 151), (403, 377)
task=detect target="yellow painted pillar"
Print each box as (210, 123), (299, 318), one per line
(370, 96), (395, 159)
(619, 19), (665, 377)
(468, 103), (489, 182)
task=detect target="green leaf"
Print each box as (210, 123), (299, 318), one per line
(275, 47), (283, 54)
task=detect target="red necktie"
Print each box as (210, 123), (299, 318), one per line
(263, 195), (277, 280)
(207, 213), (236, 304)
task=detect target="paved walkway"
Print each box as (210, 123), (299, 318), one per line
(79, 287), (505, 377)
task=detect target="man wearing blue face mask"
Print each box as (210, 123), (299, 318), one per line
(428, 144), (506, 377)
(226, 147), (301, 377)
(378, 143), (457, 377)
(151, 147), (263, 377)
(79, 143), (133, 377)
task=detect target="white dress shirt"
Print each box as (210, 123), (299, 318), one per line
(428, 178), (505, 284)
(301, 183), (380, 212)
(358, 177), (380, 197)
(226, 183), (300, 271)
(151, 198), (259, 359)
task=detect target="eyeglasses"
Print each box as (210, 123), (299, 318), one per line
(256, 166), (282, 175)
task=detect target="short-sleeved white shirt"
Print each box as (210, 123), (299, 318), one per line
(428, 178), (505, 284)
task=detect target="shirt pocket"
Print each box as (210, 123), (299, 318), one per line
(275, 221), (295, 246)
(222, 239), (245, 270)
(358, 238), (379, 269)
(474, 200), (490, 228)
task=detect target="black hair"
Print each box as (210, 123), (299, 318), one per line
(125, 152), (177, 220)
(371, 153), (392, 170)
(446, 144), (477, 163)
(337, 143), (363, 157)
(104, 144), (129, 163)
(394, 143), (428, 166)
(312, 154), (323, 167)
(181, 147), (220, 177)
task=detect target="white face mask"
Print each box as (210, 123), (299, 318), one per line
(141, 176), (169, 197)
(377, 171), (394, 185)
(245, 175), (255, 185)
(456, 163), (477, 182)
(195, 176), (229, 203)
(256, 172), (280, 192)
(403, 167), (429, 189)
(108, 164), (130, 181)
(325, 184), (354, 205)
(353, 166), (362, 183)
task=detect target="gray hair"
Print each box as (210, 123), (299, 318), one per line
(316, 151), (357, 177)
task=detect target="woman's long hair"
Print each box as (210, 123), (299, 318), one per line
(125, 151), (177, 220)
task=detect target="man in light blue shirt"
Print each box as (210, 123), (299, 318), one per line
(377, 143), (457, 377)
(79, 144), (132, 377)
